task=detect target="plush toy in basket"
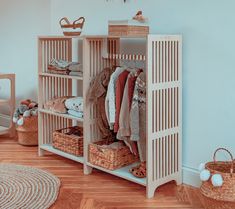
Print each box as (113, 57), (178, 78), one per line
(13, 99), (38, 146)
(60, 17), (85, 36)
(199, 148), (235, 209)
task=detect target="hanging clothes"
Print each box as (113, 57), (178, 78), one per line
(130, 72), (146, 162)
(105, 66), (125, 130)
(113, 70), (130, 133)
(87, 67), (114, 141)
(117, 69), (142, 138)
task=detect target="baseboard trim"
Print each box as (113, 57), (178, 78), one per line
(0, 114), (11, 127)
(183, 166), (201, 188)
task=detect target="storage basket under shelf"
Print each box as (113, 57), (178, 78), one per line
(89, 140), (139, 170)
(53, 126), (83, 156)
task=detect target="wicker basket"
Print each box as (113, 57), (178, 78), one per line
(53, 126), (83, 156)
(201, 195), (235, 209)
(200, 148), (235, 209)
(60, 17), (85, 36)
(16, 116), (38, 146)
(109, 25), (149, 37)
(89, 140), (139, 170)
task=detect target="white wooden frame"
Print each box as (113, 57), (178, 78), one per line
(0, 73), (15, 137)
(37, 35), (182, 198)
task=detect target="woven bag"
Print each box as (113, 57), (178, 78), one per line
(16, 116), (38, 146)
(200, 148), (235, 209)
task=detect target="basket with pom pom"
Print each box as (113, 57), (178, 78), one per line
(200, 148), (235, 209)
(16, 115), (38, 146)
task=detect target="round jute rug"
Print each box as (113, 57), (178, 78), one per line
(0, 164), (60, 209)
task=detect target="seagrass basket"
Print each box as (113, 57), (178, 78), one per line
(200, 148), (235, 209)
(53, 126), (83, 156)
(60, 17), (85, 36)
(16, 116), (38, 146)
(89, 140), (139, 170)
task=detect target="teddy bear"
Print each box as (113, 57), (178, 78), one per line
(13, 99), (38, 126)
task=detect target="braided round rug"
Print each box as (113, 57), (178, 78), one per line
(0, 164), (60, 209)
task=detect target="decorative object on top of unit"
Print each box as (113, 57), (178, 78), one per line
(133, 11), (148, 23)
(108, 11), (149, 37)
(60, 17), (85, 36)
(0, 164), (60, 209)
(200, 148), (235, 209)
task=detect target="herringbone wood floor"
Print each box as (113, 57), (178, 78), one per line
(0, 136), (206, 209)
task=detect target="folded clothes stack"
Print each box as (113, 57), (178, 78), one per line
(48, 58), (83, 76)
(44, 96), (83, 118)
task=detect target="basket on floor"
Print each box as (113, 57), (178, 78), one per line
(200, 148), (235, 209)
(16, 116), (38, 146)
(53, 126), (83, 156)
(201, 195), (235, 209)
(89, 140), (139, 170)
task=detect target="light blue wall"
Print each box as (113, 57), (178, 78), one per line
(1, 0), (234, 184)
(51, 0), (235, 173)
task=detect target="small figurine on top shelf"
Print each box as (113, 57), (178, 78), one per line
(133, 11), (148, 23)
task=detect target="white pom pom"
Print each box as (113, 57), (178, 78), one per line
(211, 174), (223, 187)
(198, 163), (205, 171)
(17, 118), (24, 126)
(13, 117), (18, 123)
(200, 169), (211, 181)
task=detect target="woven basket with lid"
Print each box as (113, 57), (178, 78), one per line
(200, 148), (235, 209)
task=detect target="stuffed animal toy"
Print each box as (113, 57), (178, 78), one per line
(13, 99), (38, 126)
(199, 162), (224, 187)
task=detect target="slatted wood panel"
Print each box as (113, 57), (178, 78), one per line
(38, 38), (73, 154)
(40, 113), (71, 145)
(147, 35), (182, 198)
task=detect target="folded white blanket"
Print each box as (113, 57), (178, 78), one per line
(65, 97), (83, 112)
(68, 110), (83, 118)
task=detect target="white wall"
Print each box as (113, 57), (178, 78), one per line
(0, 0), (51, 105)
(50, 0), (235, 186)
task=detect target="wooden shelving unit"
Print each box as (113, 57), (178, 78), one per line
(38, 35), (182, 198)
(38, 37), (84, 161)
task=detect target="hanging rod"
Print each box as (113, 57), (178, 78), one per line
(102, 53), (146, 61)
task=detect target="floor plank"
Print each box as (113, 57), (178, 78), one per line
(0, 136), (205, 209)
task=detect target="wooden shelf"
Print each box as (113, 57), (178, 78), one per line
(40, 144), (84, 163)
(39, 108), (84, 122)
(39, 72), (83, 80)
(87, 162), (146, 186)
